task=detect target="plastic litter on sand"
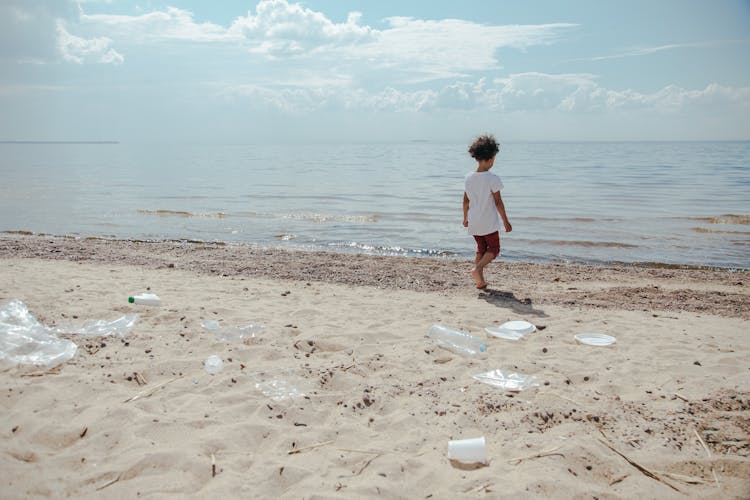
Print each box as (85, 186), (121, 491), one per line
(485, 320), (536, 340)
(472, 369), (540, 392)
(574, 333), (616, 346)
(204, 355), (224, 374)
(201, 320), (264, 342)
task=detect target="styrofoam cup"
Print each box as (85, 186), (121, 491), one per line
(447, 436), (486, 464)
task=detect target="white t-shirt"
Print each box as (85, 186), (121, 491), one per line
(464, 171), (503, 236)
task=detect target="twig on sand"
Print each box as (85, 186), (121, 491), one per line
(658, 471), (708, 485)
(598, 438), (681, 493)
(693, 428), (721, 490)
(211, 453), (216, 478)
(96, 474), (121, 491)
(609, 473), (629, 486)
(287, 440), (334, 455)
(693, 428), (712, 458)
(674, 393), (690, 402)
(123, 376), (181, 403)
(507, 446), (565, 465)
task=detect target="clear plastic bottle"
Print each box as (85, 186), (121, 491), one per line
(428, 324), (487, 356)
(128, 293), (161, 306)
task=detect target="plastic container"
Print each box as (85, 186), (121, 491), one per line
(428, 324), (486, 356)
(448, 437), (487, 464)
(128, 293), (161, 306)
(204, 355), (223, 374)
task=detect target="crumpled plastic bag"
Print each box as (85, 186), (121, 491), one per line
(52, 314), (138, 338)
(253, 370), (307, 401)
(201, 319), (264, 342)
(472, 369), (540, 392)
(0, 299), (139, 368)
(0, 299), (77, 368)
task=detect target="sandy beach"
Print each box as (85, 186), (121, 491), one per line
(1, 235), (748, 498)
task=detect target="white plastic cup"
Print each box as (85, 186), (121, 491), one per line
(447, 437), (487, 464)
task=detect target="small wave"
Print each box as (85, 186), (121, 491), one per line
(691, 227), (750, 235)
(137, 210), (227, 218)
(518, 238), (638, 248)
(325, 241), (455, 257)
(687, 214), (750, 225)
(518, 216), (623, 223)
(234, 211), (380, 223)
(282, 213), (380, 223)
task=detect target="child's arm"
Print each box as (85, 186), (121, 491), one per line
(462, 192), (470, 227)
(492, 191), (512, 232)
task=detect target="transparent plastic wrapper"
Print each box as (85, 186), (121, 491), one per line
(0, 300), (77, 368)
(472, 369), (540, 392)
(52, 314), (138, 338)
(201, 319), (264, 342)
(204, 355), (224, 374)
(254, 370), (307, 401)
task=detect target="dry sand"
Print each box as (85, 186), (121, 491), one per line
(0, 235), (748, 498)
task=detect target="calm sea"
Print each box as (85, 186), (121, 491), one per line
(1, 141), (748, 269)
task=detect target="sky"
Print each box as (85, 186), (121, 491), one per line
(1, 0), (749, 143)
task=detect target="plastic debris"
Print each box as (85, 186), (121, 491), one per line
(52, 314), (138, 338)
(254, 370), (306, 401)
(0, 299), (77, 368)
(472, 369), (540, 392)
(201, 319), (264, 342)
(204, 355), (224, 374)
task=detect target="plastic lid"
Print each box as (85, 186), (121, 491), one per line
(128, 296), (135, 303)
(480, 343), (487, 352)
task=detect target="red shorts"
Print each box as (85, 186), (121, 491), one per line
(473, 231), (500, 258)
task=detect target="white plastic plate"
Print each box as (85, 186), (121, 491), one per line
(485, 320), (536, 340)
(574, 333), (616, 346)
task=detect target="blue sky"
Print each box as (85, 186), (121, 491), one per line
(1, 0), (749, 142)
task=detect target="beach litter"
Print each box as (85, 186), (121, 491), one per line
(254, 370), (307, 401)
(52, 314), (138, 338)
(484, 320), (536, 340)
(448, 436), (487, 465)
(1, 299), (138, 368)
(472, 369), (540, 392)
(201, 319), (264, 342)
(128, 293), (161, 306)
(204, 355), (224, 374)
(574, 333), (616, 346)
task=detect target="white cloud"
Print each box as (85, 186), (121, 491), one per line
(80, 7), (231, 42)
(219, 72), (750, 117)
(56, 21), (123, 64)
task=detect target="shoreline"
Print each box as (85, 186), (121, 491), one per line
(1, 234), (748, 319)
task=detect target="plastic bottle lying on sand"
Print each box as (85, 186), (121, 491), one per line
(428, 324), (487, 357)
(128, 293), (161, 306)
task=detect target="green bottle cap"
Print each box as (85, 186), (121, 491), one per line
(128, 296), (135, 303)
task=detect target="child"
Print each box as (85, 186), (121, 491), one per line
(462, 134), (512, 289)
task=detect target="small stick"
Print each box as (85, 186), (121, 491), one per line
(211, 453), (216, 478)
(609, 473), (629, 486)
(658, 471), (708, 485)
(598, 438), (681, 492)
(287, 440), (334, 455)
(507, 446), (564, 465)
(712, 469), (721, 489)
(674, 393), (689, 402)
(124, 376), (181, 403)
(96, 474), (121, 491)
(693, 429), (711, 458)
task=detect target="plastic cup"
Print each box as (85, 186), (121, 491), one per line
(447, 436), (486, 464)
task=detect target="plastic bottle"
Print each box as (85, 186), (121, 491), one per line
(428, 324), (487, 356)
(128, 293), (161, 306)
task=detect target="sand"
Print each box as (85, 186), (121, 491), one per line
(0, 235), (748, 498)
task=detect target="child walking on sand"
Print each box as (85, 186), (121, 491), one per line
(462, 135), (512, 289)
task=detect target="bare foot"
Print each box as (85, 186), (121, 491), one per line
(471, 267), (482, 287)
(476, 282), (488, 289)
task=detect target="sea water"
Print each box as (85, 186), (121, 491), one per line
(0, 141), (748, 269)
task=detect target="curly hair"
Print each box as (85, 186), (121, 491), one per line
(468, 134), (500, 161)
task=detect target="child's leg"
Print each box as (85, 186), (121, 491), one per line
(471, 232), (500, 288)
